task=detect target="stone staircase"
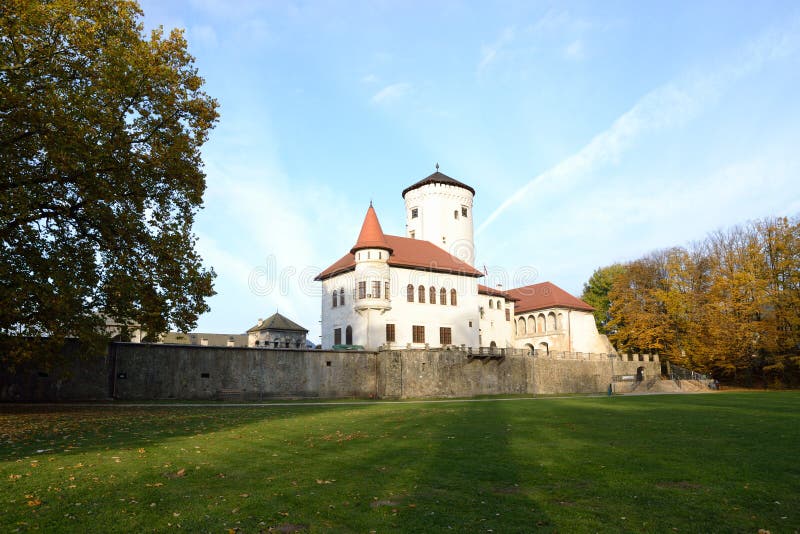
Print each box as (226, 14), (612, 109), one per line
(624, 377), (715, 394)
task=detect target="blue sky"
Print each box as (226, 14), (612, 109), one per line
(138, 1), (800, 343)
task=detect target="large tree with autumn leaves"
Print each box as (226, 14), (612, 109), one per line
(0, 0), (217, 365)
(585, 216), (800, 386)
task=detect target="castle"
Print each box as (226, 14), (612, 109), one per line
(316, 169), (614, 354)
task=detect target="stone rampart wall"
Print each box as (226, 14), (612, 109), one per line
(1, 342), (661, 401)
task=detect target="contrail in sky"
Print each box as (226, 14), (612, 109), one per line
(477, 18), (800, 236)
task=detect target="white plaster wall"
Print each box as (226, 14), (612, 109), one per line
(320, 272), (359, 348)
(568, 310), (613, 353)
(320, 267), (480, 350)
(381, 267), (480, 349)
(404, 183), (475, 266)
(478, 294), (515, 348)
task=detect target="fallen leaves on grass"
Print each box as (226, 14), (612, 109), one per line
(271, 523), (308, 533)
(163, 468), (186, 479)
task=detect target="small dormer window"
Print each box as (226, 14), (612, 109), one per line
(411, 208), (418, 218)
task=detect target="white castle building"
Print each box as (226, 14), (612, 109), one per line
(316, 169), (614, 354)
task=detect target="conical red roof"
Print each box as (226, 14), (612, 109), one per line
(350, 203), (393, 254)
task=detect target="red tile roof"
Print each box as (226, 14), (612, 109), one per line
(478, 284), (519, 301)
(316, 235), (483, 281)
(505, 282), (594, 313)
(350, 203), (392, 254)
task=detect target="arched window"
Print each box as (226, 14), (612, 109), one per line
(418, 285), (426, 303)
(527, 315), (535, 333)
(450, 289), (457, 306)
(429, 286), (436, 304)
(339, 288), (345, 306)
(345, 325), (353, 345)
(517, 317), (526, 335)
(489, 300), (494, 309)
(332, 292), (337, 307)
(548, 312), (557, 331)
(440, 288), (447, 305)
(497, 300), (502, 309)
(407, 284), (414, 302)
(557, 313), (564, 330)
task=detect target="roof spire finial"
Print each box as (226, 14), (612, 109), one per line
(435, 162), (439, 172)
(369, 199), (373, 207)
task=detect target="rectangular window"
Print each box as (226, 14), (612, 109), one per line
(334, 328), (342, 345)
(411, 208), (418, 218)
(358, 281), (366, 299)
(372, 280), (381, 299)
(439, 327), (452, 345)
(454, 210), (459, 219)
(412, 325), (425, 343)
(462, 206), (468, 217)
(386, 323), (396, 342)
(385, 281), (390, 300)
(505, 309), (511, 321)
(410, 230), (415, 239)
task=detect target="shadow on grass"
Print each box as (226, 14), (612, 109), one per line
(2, 393), (798, 532)
(405, 399), (554, 532)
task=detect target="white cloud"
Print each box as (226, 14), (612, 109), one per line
(371, 82), (411, 105)
(530, 9), (574, 33)
(361, 73), (379, 84)
(564, 39), (584, 60)
(478, 26), (516, 72)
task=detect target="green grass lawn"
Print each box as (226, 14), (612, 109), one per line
(1, 392), (798, 533)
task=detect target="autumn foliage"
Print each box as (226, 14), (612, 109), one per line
(1, 1), (218, 364)
(584, 216), (800, 386)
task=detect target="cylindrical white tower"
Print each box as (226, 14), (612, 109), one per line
(402, 167), (476, 266)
